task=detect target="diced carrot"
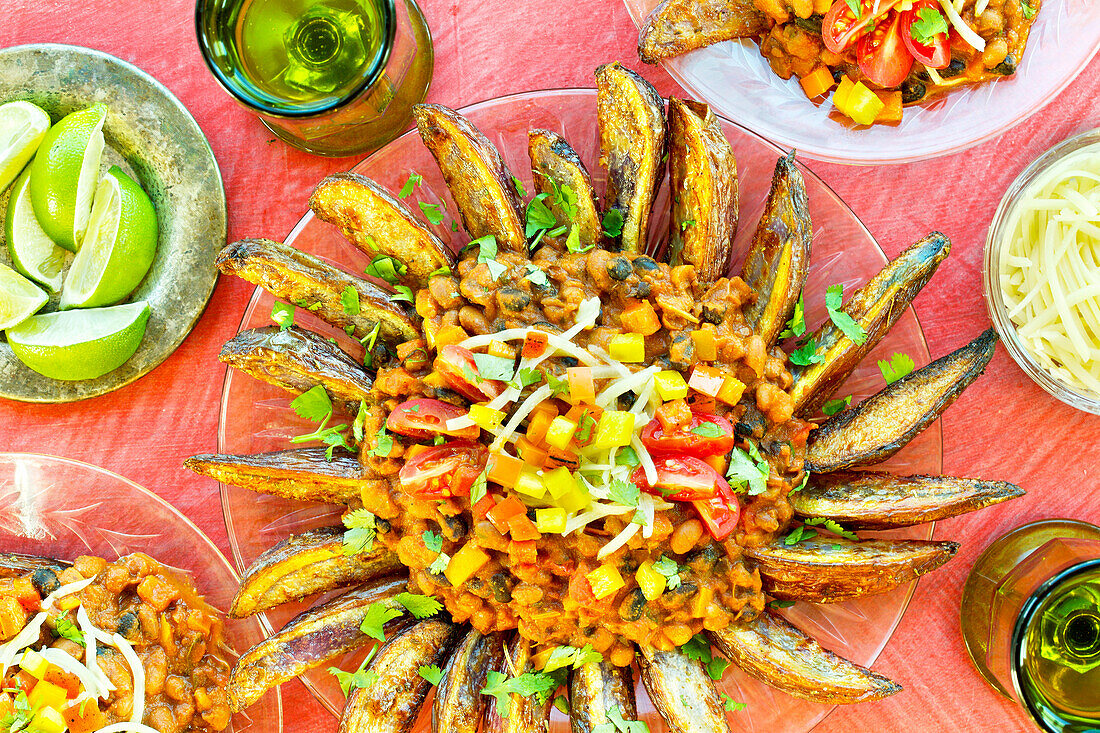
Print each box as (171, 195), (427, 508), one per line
(487, 453), (524, 488)
(688, 364), (725, 397)
(487, 496), (527, 533)
(509, 540), (538, 565)
(136, 576), (181, 613)
(620, 300), (662, 336)
(703, 454), (728, 475)
(508, 513), (543, 542)
(567, 367), (595, 405)
(13, 577), (39, 613)
(64, 701), (109, 733)
(800, 66), (836, 99)
(44, 666), (82, 698)
(471, 492), (497, 521)
(655, 399), (692, 432)
(691, 326), (718, 362)
(0, 597), (28, 642)
(545, 447), (579, 471)
(874, 89), (903, 124)
(525, 403), (559, 444)
(522, 331), (549, 358)
(434, 325), (469, 349)
(396, 338), (427, 361)
(515, 437), (549, 468)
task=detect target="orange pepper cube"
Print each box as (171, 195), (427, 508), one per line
(567, 367), (595, 404)
(508, 513), (543, 542)
(487, 453), (524, 488)
(621, 301), (662, 336)
(691, 326), (718, 362)
(716, 376), (746, 406)
(688, 365), (724, 397)
(525, 403), (559, 444)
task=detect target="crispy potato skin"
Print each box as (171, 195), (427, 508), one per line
(216, 238), (419, 344)
(792, 471), (1025, 530)
(709, 612), (902, 704)
(740, 153), (811, 345)
(528, 129), (603, 251)
(636, 646), (731, 733)
(667, 98), (738, 284)
(310, 172), (454, 287)
(596, 62), (667, 253)
(229, 579), (406, 711)
(790, 232), (951, 416)
(806, 329), (998, 472)
(339, 619), (463, 733)
(219, 326), (373, 408)
(433, 629), (508, 733)
(569, 661), (638, 733)
(230, 526), (403, 618)
(413, 104), (527, 253)
(484, 636), (552, 733)
(638, 0), (769, 63)
(745, 538), (960, 603)
(184, 448), (365, 505)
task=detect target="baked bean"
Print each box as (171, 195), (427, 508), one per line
(670, 519), (705, 555)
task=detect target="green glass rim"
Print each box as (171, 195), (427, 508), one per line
(194, 0), (397, 119)
(1011, 557), (1100, 731)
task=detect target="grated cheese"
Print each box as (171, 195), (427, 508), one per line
(42, 577), (96, 610)
(490, 384), (552, 450)
(939, 0), (986, 50)
(111, 632), (147, 726)
(37, 647), (106, 702)
(597, 521), (640, 560)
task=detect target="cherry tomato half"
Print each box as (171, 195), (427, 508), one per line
(857, 10), (915, 88)
(632, 455), (732, 501)
(640, 410), (735, 457)
(434, 344), (507, 402)
(901, 0), (950, 68)
(398, 440), (486, 499)
(823, 0), (879, 53)
(386, 398), (479, 440)
(692, 483), (741, 541)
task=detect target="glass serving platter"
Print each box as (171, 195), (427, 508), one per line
(218, 89), (940, 732)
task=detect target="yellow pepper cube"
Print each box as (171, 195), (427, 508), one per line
(32, 707), (66, 733)
(609, 333), (645, 362)
(845, 81), (886, 126)
(28, 679), (67, 711)
(691, 585), (715, 616)
(544, 416), (578, 451)
(716, 376), (746, 406)
(20, 649), (50, 679)
(543, 466), (578, 500)
(653, 370), (689, 401)
(468, 404), (505, 431)
(586, 565), (626, 600)
(553, 481), (591, 513)
(535, 507), (568, 534)
(444, 542), (491, 587)
(487, 339), (517, 359)
(833, 75), (855, 109)
(635, 560), (668, 601)
(515, 471), (547, 500)
(592, 410), (636, 450)
(691, 327), (718, 362)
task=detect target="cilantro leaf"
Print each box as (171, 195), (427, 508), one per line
(792, 471), (810, 494)
(706, 657), (730, 680)
(1021, 0), (1036, 18)
(364, 427), (394, 459)
(602, 208), (624, 238)
(615, 446), (640, 467)
(690, 421), (723, 438)
(721, 693), (748, 712)
(680, 219), (695, 232)
(779, 294), (806, 339)
(271, 301), (295, 331)
(524, 264), (549, 287)
(486, 260), (508, 281)
(825, 284), (867, 345)
(329, 649), (378, 697)
(822, 395), (851, 416)
(352, 401), (368, 443)
(804, 517), (859, 541)
(878, 352), (915, 385)
(418, 664), (443, 686)
(422, 530), (443, 554)
(652, 555), (682, 590)
(343, 509), (377, 555)
(508, 367), (543, 391)
(593, 704), (650, 733)
(430, 264), (452, 277)
(546, 372), (570, 397)
(768, 598), (796, 609)
(340, 286), (360, 316)
(429, 552), (451, 576)
(783, 525), (818, 545)
(525, 193), (558, 238)
(360, 322), (382, 367)
(360, 602), (403, 642)
(550, 180), (579, 221)
(396, 592), (443, 619)
(512, 176), (527, 198)
(608, 479), (640, 507)
(845, 0), (861, 16)
(911, 7), (948, 44)
(54, 616), (85, 647)
(565, 225), (591, 253)
(470, 468), (488, 505)
(291, 385), (333, 421)
(398, 173), (422, 198)
(543, 644), (603, 674)
(419, 201), (445, 225)
(481, 670), (557, 719)
(364, 254), (408, 284)
(472, 353), (516, 382)
(390, 285), (414, 303)
(289, 414), (351, 459)
(788, 338), (822, 366)
(726, 447), (768, 495)
(680, 634), (712, 663)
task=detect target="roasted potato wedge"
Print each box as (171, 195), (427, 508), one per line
(569, 661), (638, 733)
(636, 646), (731, 733)
(413, 104), (526, 252)
(0, 553), (69, 578)
(484, 635), (552, 733)
(596, 62), (666, 253)
(216, 238), (419, 344)
(792, 470), (1025, 530)
(310, 172), (454, 288)
(184, 448), (365, 505)
(790, 232), (951, 416)
(230, 525), (403, 618)
(433, 629), (508, 733)
(745, 537), (960, 603)
(339, 618), (463, 733)
(806, 329), (998, 472)
(638, 0), (769, 63)
(741, 152), (812, 345)
(666, 98), (738, 284)
(528, 129), (603, 251)
(220, 326), (373, 408)
(709, 612), (902, 704)
(229, 578), (406, 711)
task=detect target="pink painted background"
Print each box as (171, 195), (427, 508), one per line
(2, 0), (1099, 730)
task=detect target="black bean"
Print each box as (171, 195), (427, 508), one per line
(440, 515), (468, 542)
(992, 54), (1017, 75)
(497, 287), (532, 311)
(618, 588), (647, 622)
(607, 257), (632, 281)
(30, 568), (60, 596)
(116, 612), (139, 638)
(532, 320), (562, 333)
(632, 256), (659, 273)
(490, 573), (513, 603)
(375, 517), (393, 534)
(558, 356), (579, 368)
(667, 582), (698, 602)
(941, 57), (966, 78)
(735, 404), (767, 439)
(628, 280), (652, 298)
(701, 304), (726, 324)
(901, 78), (927, 104)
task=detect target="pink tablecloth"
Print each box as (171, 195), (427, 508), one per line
(3, 1), (1099, 730)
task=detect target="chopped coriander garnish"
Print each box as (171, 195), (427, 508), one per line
(911, 6), (948, 44)
(342, 508), (377, 555)
(428, 552), (451, 575)
(364, 254), (408, 284)
(592, 703), (649, 733)
(601, 208), (624, 238)
(822, 395), (851, 416)
(792, 471), (810, 493)
(652, 555), (682, 590)
(543, 644), (603, 674)
(779, 294), (806, 339)
(878, 352), (915, 385)
(804, 517), (859, 541)
(340, 285), (360, 316)
(54, 616), (85, 647)
(546, 372), (570, 397)
(398, 173), (422, 198)
(470, 468), (489, 505)
(472, 352), (515, 382)
(783, 525), (818, 545)
(845, 0), (861, 16)
(359, 601), (403, 641)
(390, 285), (414, 303)
(418, 664), (443, 686)
(721, 693), (748, 712)
(788, 338), (822, 366)
(726, 446), (768, 495)
(525, 193), (557, 238)
(679, 634), (730, 680)
(365, 426), (394, 458)
(291, 385), (332, 421)
(419, 201), (445, 225)
(608, 479), (640, 507)
(422, 530), (443, 553)
(615, 446), (640, 467)
(825, 284), (867, 345)
(330, 646), (379, 696)
(359, 322), (382, 368)
(508, 367), (543, 391)
(352, 402), (368, 443)
(271, 301), (295, 331)
(524, 264), (549, 287)
(481, 670), (557, 719)
(768, 598), (796, 609)
(690, 421), (723, 438)
(565, 225), (591, 253)
(429, 264), (452, 277)
(1021, 0), (1036, 18)
(512, 176), (527, 198)
(680, 219), (695, 232)
(395, 592), (443, 618)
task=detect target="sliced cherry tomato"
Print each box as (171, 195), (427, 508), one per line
(857, 10), (915, 88)
(901, 0), (950, 68)
(434, 344), (507, 402)
(398, 440), (486, 499)
(641, 410), (735, 457)
(692, 483), (741, 541)
(386, 398), (479, 440)
(822, 0), (892, 53)
(632, 455), (731, 501)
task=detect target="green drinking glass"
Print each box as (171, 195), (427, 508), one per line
(962, 519), (1100, 732)
(195, 0), (433, 157)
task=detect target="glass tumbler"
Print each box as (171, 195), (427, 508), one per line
(195, 0), (433, 157)
(961, 519), (1100, 732)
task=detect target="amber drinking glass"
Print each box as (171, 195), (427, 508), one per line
(195, 0), (433, 157)
(962, 519), (1100, 732)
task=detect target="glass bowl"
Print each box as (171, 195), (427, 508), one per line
(0, 452), (282, 733)
(622, 0), (1100, 165)
(984, 127), (1100, 414)
(218, 88), (940, 732)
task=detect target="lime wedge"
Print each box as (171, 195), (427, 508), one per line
(0, 101), (51, 194)
(0, 263), (48, 330)
(6, 300), (150, 381)
(6, 167), (67, 292)
(60, 166), (157, 310)
(29, 103), (108, 252)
